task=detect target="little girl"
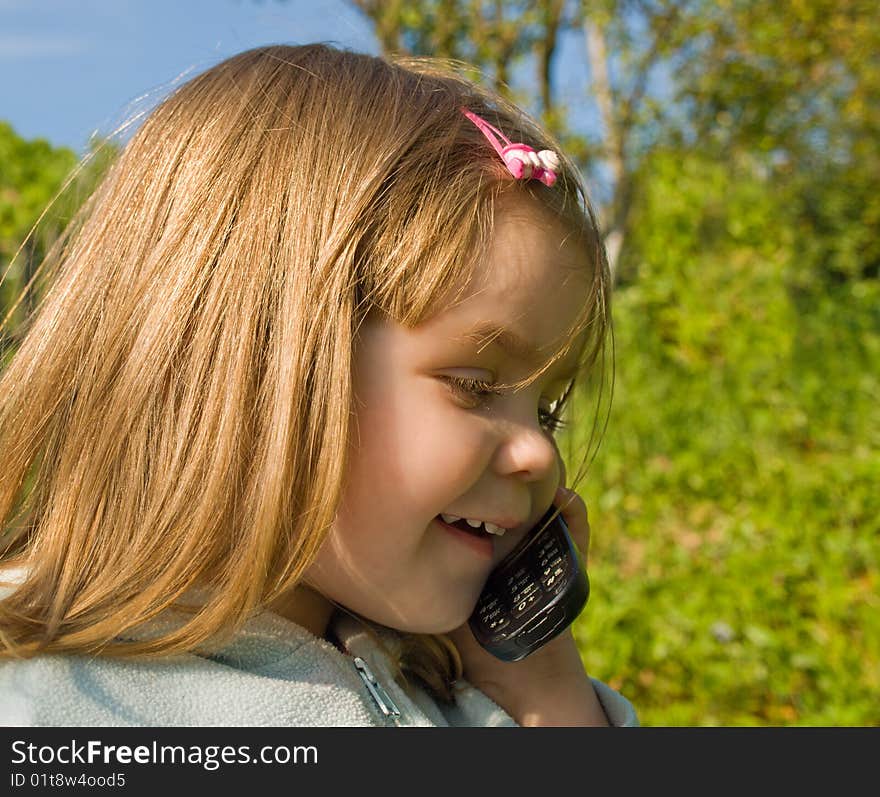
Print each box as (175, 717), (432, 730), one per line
(0, 43), (637, 727)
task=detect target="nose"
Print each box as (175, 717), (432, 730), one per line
(490, 420), (560, 484)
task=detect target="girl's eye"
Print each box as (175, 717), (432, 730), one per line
(443, 376), (505, 409)
(541, 376), (577, 433)
(539, 403), (568, 433)
(441, 376), (569, 434)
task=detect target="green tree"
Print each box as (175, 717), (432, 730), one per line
(577, 141), (880, 725)
(348, 0), (692, 281)
(671, 0), (880, 287)
(344, 0), (879, 290)
(0, 123), (76, 329)
(0, 123), (116, 353)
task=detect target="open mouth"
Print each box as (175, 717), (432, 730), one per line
(435, 515), (492, 539)
(434, 515), (496, 559)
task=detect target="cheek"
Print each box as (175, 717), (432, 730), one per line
(347, 382), (493, 516)
(308, 404), (488, 608)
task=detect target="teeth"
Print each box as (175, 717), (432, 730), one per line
(439, 513), (507, 537)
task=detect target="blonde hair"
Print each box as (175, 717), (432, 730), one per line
(0, 44), (611, 704)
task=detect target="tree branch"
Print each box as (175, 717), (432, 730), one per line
(536, 0), (566, 118)
(582, 11), (625, 279)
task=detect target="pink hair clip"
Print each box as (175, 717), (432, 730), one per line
(461, 108), (559, 187)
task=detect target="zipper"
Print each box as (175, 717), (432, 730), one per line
(353, 656), (401, 722)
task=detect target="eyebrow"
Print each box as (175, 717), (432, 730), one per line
(456, 322), (582, 379)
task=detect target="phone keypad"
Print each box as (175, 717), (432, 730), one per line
(478, 524), (566, 638)
(541, 560), (568, 591)
(469, 510), (590, 661)
(538, 534), (568, 593)
(476, 594), (511, 636)
(486, 613), (510, 635)
(512, 589), (542, 618)
(512, 580), (541, 603)
(473, 514), (579, 642)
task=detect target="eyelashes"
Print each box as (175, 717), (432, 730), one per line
(441, 375), (570, 433)
(443, 375), (506, 399)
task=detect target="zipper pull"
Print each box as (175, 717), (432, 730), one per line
(353, 656), (401, 719)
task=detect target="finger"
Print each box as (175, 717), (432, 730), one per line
(554, 486), (590, 562)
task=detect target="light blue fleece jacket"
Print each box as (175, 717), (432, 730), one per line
(0, 584), (638, 727)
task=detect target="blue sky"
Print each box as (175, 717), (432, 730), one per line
(0, 0), (379, 155)
(0, 0), (617, 198)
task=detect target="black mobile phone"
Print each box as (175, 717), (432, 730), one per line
(468, 506), (589, 662)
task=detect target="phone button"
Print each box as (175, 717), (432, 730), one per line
(541, 562), (568, 590)
(487, 616), (510, 636)
(512, 580), (541, 605)
(512, 590), (542, 618)
(478, 595), (502, 614)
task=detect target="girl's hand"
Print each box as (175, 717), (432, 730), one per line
(446, 484), (609, 725)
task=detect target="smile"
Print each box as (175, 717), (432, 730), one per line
(439, 513), (507, 537)
(434, 515), (494, 559)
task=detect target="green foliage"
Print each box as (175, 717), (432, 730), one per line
(0, 122), (116, 340)
(0, 123), (71, 350)
(565, 147), (879, 725)
(0, 121), (78, 260)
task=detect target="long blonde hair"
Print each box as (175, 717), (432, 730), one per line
(0, 44), (611, 703)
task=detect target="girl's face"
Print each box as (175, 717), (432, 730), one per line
(305, 191), (593, 634)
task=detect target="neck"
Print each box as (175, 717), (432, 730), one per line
(265, 583), (336, 640)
